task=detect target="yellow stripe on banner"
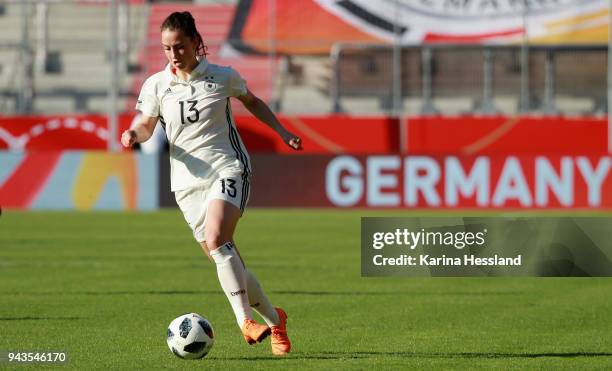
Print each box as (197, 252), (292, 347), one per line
(287, 116), (346, 154)
(73, 153), (137, 210)
(529, 24), (609, 44)
(545, 9), (609, 30)
(461, 117), (519, 155)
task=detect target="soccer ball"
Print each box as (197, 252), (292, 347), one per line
(166, 313), (214, 359)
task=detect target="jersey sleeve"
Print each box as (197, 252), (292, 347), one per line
(135, 76), (160, 117)
(229, 67), (247, 97)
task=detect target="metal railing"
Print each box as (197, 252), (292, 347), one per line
(330, 43), (608, 116)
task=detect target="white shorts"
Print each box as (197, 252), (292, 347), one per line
(175, 174), (251, 242)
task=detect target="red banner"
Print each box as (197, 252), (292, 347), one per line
(237, 115), (399, 153)
(0, 115), (133, 151)
(0, 114), (607, 155)
(249, 154), (612, 209)
(0, 114), (399, 153)
(406, 116), (608, 155)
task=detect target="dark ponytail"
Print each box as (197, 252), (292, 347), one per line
(160, 11), (208, 57)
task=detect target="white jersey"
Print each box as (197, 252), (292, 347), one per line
(135, 59), (251, 191)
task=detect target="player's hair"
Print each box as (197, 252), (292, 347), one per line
(160, 11), (208, 57)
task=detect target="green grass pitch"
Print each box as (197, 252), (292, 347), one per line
(1, 209), (612, 370)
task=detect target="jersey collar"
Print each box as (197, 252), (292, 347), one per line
(166, 57), (209, 85)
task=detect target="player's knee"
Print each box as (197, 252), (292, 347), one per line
(205, 229), (226, 250)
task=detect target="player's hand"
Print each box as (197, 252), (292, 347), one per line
(121, 130), (137, 148)
(282, 131), (302, 150)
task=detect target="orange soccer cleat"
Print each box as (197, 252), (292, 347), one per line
(242, 319), (271, 345)
(270, 307), (291, 355)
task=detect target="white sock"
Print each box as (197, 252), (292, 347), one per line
(210, 242), (252, 327)
(245, 268), (280, 326)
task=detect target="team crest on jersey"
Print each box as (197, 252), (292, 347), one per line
(203, 75), (218, 93)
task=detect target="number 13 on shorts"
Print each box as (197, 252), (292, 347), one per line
(212, 176), (250, 214)
(220, 178), (237, 198)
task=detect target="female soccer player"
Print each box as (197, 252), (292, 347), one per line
(121, 11), (300, 356)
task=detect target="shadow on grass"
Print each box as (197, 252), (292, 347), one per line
(1, 290), (523, 297)
(0, 290), (219, 296)
(0, 316), (82, 321)
(273, 291), (523, 296)
(218, 351), (612, 361)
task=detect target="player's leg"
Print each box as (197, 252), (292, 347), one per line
(201, 175), (276, 321)
(204, 240), (289, 353)
(201, 198), (245, 326)
(203, 241), (279, 324)
(203, 176), (290, 355)
(203, 237), (288, 354)
(201, 240), (281, 326)
(245, 269), (291, 355)
(175, 183), (269, 344)
(244, 268), (279, 326)
(188, 176), (289, 352)
(204, 197), (270, 344)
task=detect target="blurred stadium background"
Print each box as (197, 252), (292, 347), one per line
(0, 0), (610, 211)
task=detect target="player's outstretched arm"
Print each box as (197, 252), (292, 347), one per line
(121, 114), (159, 148)
(237, 89), (302, 150)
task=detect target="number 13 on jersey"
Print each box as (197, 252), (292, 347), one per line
(179, 100), (199, 124)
